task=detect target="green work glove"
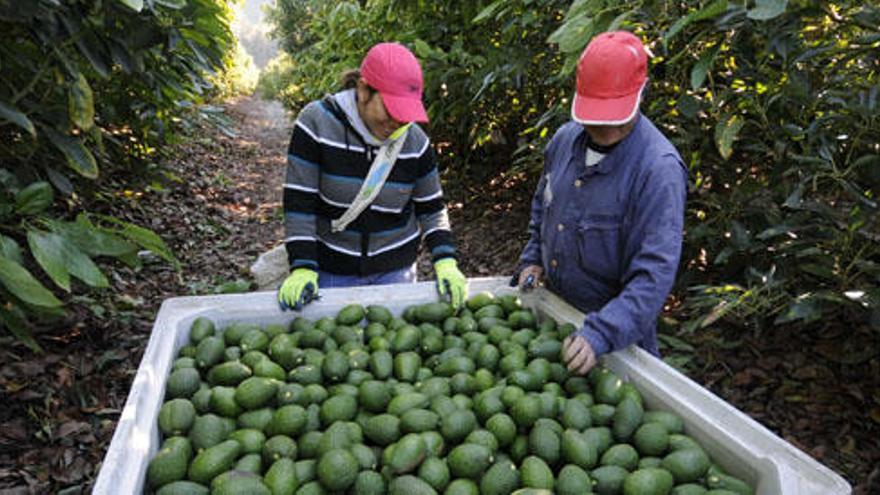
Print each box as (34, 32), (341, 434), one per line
(278, 268), (318, 311)
(434, 258), (467, 309)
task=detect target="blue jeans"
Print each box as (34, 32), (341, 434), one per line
(318, 263), (417, 288)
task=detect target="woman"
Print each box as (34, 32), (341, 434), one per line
(278, 42), (467, 310)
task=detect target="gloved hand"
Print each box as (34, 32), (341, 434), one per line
(434, 258), (467, 309)
(278, 268), (318, 311)
(509, 264), (543, 292)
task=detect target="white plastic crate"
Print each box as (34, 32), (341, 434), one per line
(93, 277), (851, 494)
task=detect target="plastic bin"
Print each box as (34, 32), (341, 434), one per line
(93, 277), (851, 494)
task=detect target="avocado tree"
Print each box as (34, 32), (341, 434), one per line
(264, 0), (574, 179)
(264, 0), (880, 335)
(631, 0), (880, 332)
(0, 0), (242, 350)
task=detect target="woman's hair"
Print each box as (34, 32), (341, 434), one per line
(340, 69), (361, 90)
(340, 69), (378, 99)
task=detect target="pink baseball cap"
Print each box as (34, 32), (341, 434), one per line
(360, 42), (429, 123)
(572, 31), (648, 126)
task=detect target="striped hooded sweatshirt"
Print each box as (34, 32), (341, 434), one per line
(283, 91), (457, 275)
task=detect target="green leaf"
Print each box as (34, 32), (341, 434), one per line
(800, 263), (836, 281)
(606, 11), (633, 32)
(676, 94), (701, 119)
(755, 225), (794, 240)
(658, 334), (695, 352)
(116, 251), (142, 269)
(747, 0), (787, 21)
(714, 114), (744, 160)
(663, 17), (691, 47)
(774, 296), (822, 325)
(0, 205), (12, 221)
(14, 182), (53, 215)
(472, 0), (505, 23)
(412, 39), (431, 59)
(65, 242), (109, 288)
(662, 355), (693, 371)
(0, 255), (63, 307)
(794, 247), (824, 259)
(853, 154), (880, 186)
(664, 0), (728, 46)
(548, 14), (595, 54)
(27, 230), (71, 291)
(117, 0), (144, 12)
(99, 216), (179, 269)
(44, 166), (74, 197)
(0, 169), (21, 195)
(154, 0), (187, 8)
(50, 215), (137, 258)
(692, 0), (729, 22)
(855, 260), (880, 278)
(28, 229), (109, 289)
(713, 246), (734, 265)
(73, 32), (111, 79)
(0, 305), (42, 353)
(852, 154), (880, 169)
(42, 126), (99, 179)
(840, 179), (878, 211)
(68, 73), (95, 130)
(783, 183), (804, 208)
(0, 235), (24, 265)
(690, 44), (721, 91)
(181, 27), (211, 49)
(729, 220), (750, 250)
(0, 101), (36, 138)
(562, 0), (604, 22)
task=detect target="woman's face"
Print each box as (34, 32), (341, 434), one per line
(356, 79), (404, 141)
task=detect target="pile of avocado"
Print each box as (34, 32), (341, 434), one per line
(147, 291), (755, 495)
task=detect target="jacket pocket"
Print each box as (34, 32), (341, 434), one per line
(576, 216), (622, 284)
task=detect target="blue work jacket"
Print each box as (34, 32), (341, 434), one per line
(519, 115), (687, 357)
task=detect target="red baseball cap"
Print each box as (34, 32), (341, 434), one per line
(572, 31), (648, 126)
(360, 42), (429, 123)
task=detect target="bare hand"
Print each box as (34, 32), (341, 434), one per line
(518, 265), (544, 290)
(562, 334), (596, 375)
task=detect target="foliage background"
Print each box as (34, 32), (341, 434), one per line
(0, 0), (258, 349)
(261, 0), (880, 339)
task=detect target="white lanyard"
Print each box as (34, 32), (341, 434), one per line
(331, 124), (410, 233)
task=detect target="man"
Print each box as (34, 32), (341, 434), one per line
(514, 31), (687, 375)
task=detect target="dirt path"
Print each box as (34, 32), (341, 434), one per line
(0, 96), (292, 494)
(143, 95), (290, 286)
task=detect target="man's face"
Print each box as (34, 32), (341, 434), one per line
(357, 80), (404, 141)
(583, 119), (637, 147)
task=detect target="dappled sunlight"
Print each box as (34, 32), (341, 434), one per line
(234, 139), (261, 148)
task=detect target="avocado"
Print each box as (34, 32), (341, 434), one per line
(317, 448), (359, 491)
(188, 439), (241, 484)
